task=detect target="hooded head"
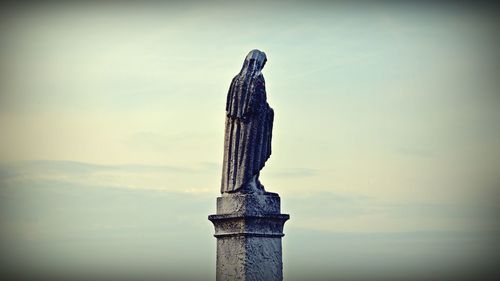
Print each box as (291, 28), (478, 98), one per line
(240, 49), (267, 77)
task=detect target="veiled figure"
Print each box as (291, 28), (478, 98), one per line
(221, 50), (274, 194)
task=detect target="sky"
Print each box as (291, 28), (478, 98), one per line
(0, 1), (499, 280)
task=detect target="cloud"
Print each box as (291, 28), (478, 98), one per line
(0, 170), (215, 280)
(0, 160), (212, 193)
(283, 190), (499, 234)
(3, 160), (195, 174)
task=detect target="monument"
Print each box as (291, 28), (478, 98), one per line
(209, 50), (289, 281)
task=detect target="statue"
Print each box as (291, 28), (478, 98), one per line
(211, 50), (288, 281)
(221, 49), (274, 195)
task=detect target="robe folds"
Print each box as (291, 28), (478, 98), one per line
(221, 73), (274, 193)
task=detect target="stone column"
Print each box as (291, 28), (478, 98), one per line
(208, 193), (289, 281)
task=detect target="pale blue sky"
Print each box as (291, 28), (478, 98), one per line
(0, 2), (499, 280)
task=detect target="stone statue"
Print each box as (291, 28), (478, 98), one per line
(221, 49), (274, 195)
(211, 50), (288, 281)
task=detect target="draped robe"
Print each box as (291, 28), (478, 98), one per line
(221, 68), (274, 193)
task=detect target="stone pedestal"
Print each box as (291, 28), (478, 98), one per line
(208, 194), (289, 281)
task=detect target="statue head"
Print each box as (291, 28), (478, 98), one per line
(241, 49), (267, 77)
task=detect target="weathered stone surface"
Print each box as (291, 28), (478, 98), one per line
(214, 236), (283, 281)
(245, 236), (282, 281)
(215, 236), (246, 281)
(217, 193), (280, 216)
(209, 193), (289, 281)
(209, 213), (289, 238)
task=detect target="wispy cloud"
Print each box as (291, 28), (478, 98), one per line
(0, 160), (214, 193)
(3, 160), (197, 174)
(284, 189), (499, 233)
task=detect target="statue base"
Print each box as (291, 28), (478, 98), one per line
(208, 193), (289, 281)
